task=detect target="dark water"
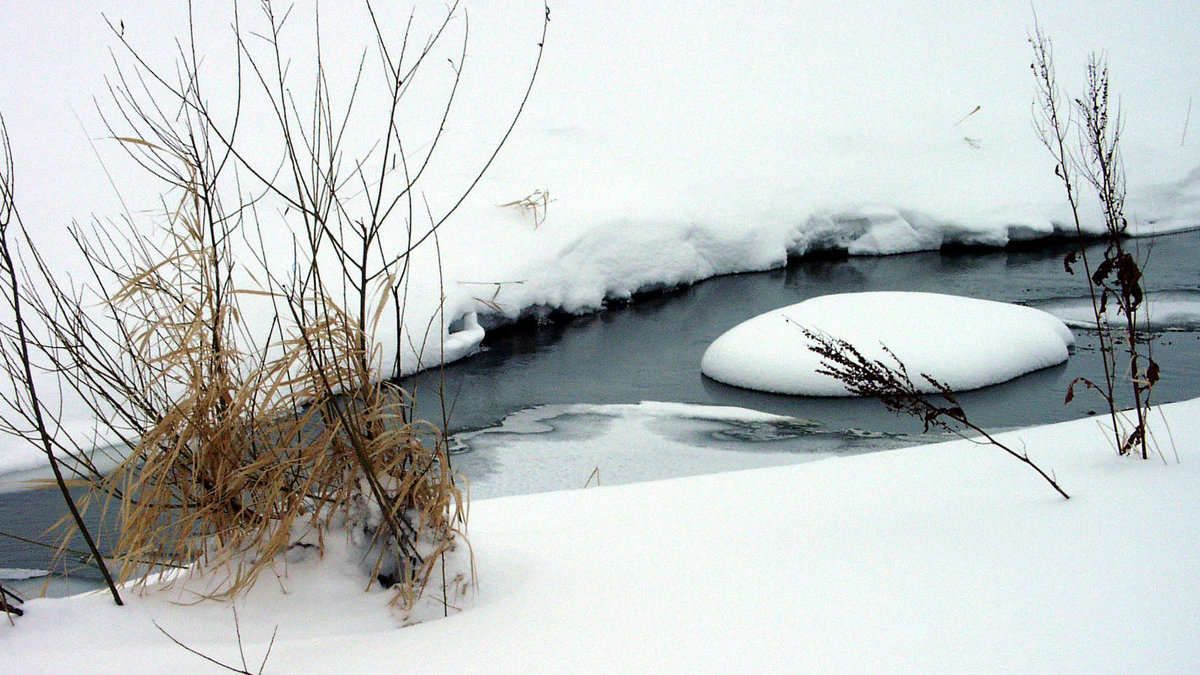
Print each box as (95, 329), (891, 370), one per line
(405, 232), (1200, 437)
(0, 485), (115, 595)
(5, 230), (1200, 593)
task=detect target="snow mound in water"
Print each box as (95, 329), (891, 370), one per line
(701, 292), (1075, 396)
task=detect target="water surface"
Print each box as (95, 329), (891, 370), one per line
(5, 231), (1200, 592)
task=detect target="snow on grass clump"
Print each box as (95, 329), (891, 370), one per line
(701, 292), (1075, 396)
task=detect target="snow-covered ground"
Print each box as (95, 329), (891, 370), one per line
(3, 3), (1200, 670)
(4, 399), (1197, 672)
(701, 292), (1075, 396)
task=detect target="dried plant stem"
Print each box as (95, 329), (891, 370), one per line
(1031, 25), (1158, 459)
(0, 115), (124, 605)
(1, 582), (23, 619)
(801, 324), (1069, 500)
(1030, 27), (1121, 450)
(154, 609), (276, 675)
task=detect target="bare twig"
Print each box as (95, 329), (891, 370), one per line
(154, 610), (277, 675)
(1031, 24), (1157, 459)
(800, 324), (1069, 499)
(1, 582), (24, 620)
(0, 113), (124, 605)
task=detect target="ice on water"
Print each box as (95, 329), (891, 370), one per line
(451, 401), (920, 498)
(1035, 291), (1200, 332)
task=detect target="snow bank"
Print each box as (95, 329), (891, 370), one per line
(430, 0), (1200, 326)
(445, 206), (1083, 326)
(0, 448), (52, 486)
(0, 568), (47, 582)
(702, 292), (1075, 396)
(0, 421), (127, 488)
(1127, 165), (1200, 237)
(5, 399), (1198, 672)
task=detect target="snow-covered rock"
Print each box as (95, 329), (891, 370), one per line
(701, 292), (1075, 396)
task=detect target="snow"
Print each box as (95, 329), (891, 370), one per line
(0, 2), (1199, 463)
(2, 2), (1200, 669)
(0, 423), (126, 488)
(0, 450), (53, 486)
(0, 568), (47, 582)
(5, 399), (1199, 672)
(701, 292), (1075, 396)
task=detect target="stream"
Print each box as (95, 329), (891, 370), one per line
(5, 230), (1200, 595)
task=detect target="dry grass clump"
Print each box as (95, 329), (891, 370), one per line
(499, 189), (555, 228)
(0, 0), (546, 612)
(95, 176), (464, 605)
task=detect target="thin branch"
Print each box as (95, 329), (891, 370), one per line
(799, 323), (1069, 499)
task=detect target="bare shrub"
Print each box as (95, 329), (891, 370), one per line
(0, 0), (548, 612)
